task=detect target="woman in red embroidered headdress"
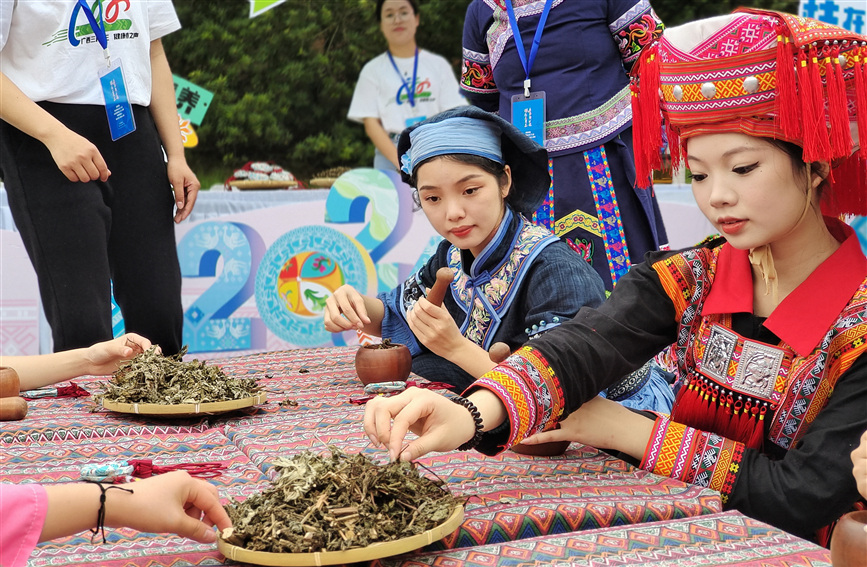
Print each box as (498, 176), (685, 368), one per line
(363, 9), (867, 544)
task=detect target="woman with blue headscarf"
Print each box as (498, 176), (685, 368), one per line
(325, 106), (605, 391)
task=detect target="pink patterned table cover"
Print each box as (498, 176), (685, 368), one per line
(377, 511), (832, 567)
(0, 347), (728, 566)
(1, 428), (270, 567)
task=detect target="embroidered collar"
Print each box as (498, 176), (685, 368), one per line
(458, 206), (518, 278)
(702, 218), (867, 356)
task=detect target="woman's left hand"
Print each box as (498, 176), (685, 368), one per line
(521, 396), (654, 459)
(406, 297), (465, 357)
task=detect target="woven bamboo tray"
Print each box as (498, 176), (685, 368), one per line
(230, 180), (298, 190)
(307, 177), (337, 188)
(101, 392), (267, 417)
(217, 504), (463, 566)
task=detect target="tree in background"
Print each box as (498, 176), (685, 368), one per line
(164, 0), (796, 184)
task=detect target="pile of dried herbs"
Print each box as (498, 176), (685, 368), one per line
(221, 448), (460, 553)
(96, 346), (261, 404)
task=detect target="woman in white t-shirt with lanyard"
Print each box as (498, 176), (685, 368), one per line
(348, 0), (466, 171)
(0, 0), (194, 355)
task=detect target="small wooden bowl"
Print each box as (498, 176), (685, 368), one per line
(0, 367), (20, 398)
(355, 343), (412, 385)
(831, 510), (867, 567)
(510, 440), (571, 457)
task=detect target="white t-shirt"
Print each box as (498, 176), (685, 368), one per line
(0, 0), (181, 106)
(347, 49), (467, 136)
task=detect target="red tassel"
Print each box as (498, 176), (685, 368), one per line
(641, 46), (663, 173)
(709, 386), (726, 433)
(632, 45), (663, 189)
(775, 29), (800, 140)
(737, 399), (754, 445)
(630, 79), (648, 186)
(825, 44), (852, 158)
(727, 397), (757, 446)
(127, 459), (226, 479)
(712, 392), (733, 434)
(694, 381), (713, 430)
(665, 118), (682, 176)
(854, 44), (867, 160)
(828, 152), (867, 217)
(809, 45), (833, 162)
(670, 379), (702, 426)
(746, 404), (768, 451)
(798, 48), (820, 162)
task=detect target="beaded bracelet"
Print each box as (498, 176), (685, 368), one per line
(451, 395), (484, 451)
(83, 480), (134, 544)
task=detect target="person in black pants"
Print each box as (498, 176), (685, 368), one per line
(0, 2), (197, 353)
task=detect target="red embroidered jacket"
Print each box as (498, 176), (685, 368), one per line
(474, 218), (867, 541)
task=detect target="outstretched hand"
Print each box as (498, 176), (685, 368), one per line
(84, 333), (154, 376)
(363, 387), (477, 461)
(106, 471), (232, 543)
(521, 396), (655, 460)
(324, 285), (371, 332)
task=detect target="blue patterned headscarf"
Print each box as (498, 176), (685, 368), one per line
(399, 118), (504, 176)
(396, 106), (550, 216)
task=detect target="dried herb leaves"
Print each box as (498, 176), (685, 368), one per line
(97, 346), (261, 404)
(222, 449), (460, 553)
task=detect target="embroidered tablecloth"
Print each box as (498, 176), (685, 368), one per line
(0, 347), (730, 566)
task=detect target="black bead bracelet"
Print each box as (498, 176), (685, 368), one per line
(451, 395), (484, 451)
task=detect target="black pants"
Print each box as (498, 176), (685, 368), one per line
(0, 103), (183, 353)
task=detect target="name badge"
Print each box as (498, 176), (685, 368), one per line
(405, 115), (427, 127)
(511, 91), (546, 143)
(99, 59), (136, 141)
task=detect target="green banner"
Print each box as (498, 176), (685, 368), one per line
(249, 0), (286, 18)
(172, 75), (214, 126)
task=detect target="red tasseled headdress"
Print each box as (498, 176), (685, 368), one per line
(631, 9), (867, 217)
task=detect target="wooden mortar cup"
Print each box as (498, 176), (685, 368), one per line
(831, 510), (867, 567)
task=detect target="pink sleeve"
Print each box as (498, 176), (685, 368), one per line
(0, 483), (47, 567)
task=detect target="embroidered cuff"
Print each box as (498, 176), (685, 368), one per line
(461, 48), (497, 95)
(641, 417), (744, 503)
(474, 346), (564, 448)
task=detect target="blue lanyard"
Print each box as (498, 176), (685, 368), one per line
(505, 0), (554, 97)
(68, 0), (109, 59)
(387, 47), (419, 107)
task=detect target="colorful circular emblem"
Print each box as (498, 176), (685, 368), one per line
(277, 251), (345, 317)
(255, 225), (376, 347)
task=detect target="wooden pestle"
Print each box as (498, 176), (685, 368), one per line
(426, 271), (511, 364)
(426, 267), (453, 307)
(0, 367), (27, 421)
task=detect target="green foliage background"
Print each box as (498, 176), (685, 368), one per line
(164, 0), (797, 186)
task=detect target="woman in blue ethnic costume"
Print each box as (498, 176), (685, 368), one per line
(460, 0), (669, 292)
(365, 10), (867, 545)
(324, 106), (605, 391)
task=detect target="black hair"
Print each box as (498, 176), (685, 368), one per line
(376, 0), (419, 22)
(409, 154), (511, 208)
